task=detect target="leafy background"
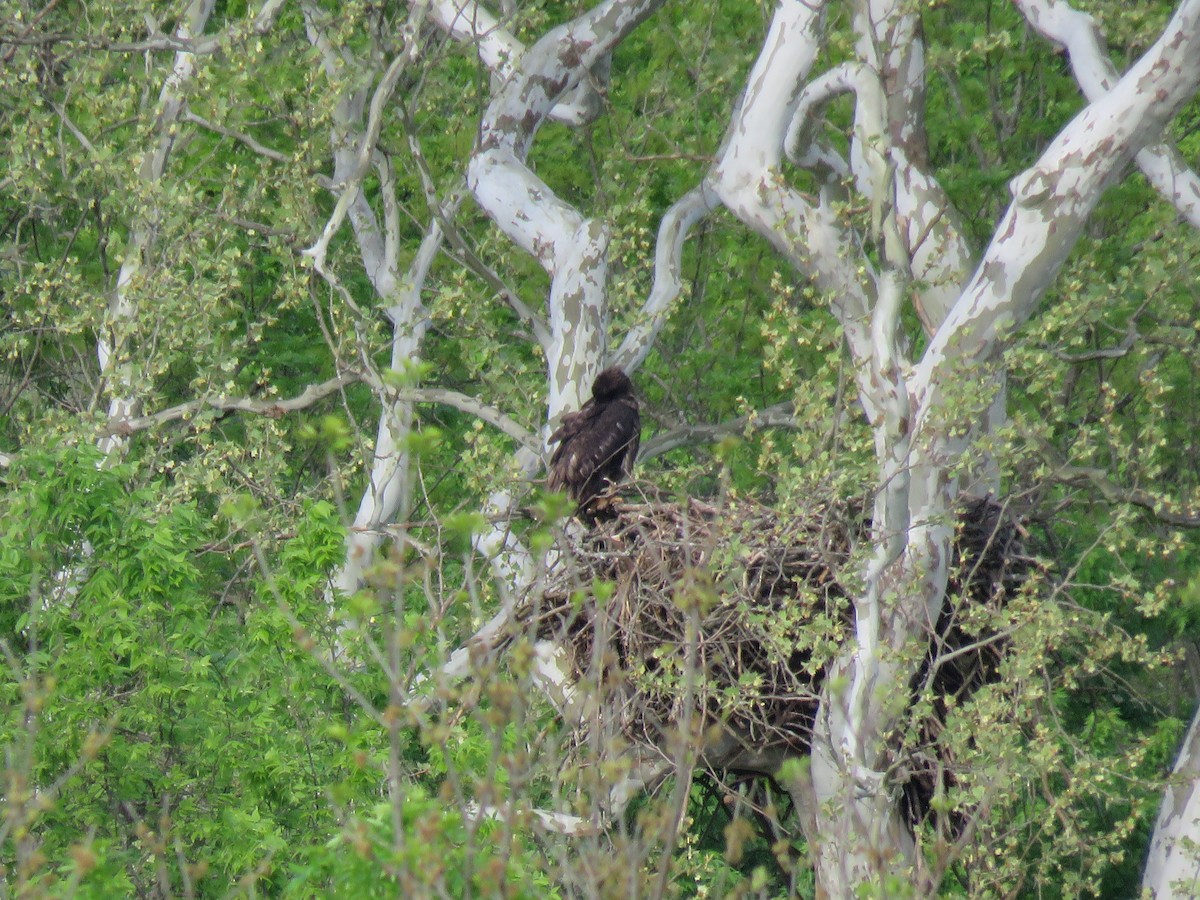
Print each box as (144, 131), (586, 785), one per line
(2, 0), (1200, 895)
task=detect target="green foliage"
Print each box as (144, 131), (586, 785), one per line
(0, 451), (341, 893)
(3, 0), (1200, 895)
(0, 451), (558, 895)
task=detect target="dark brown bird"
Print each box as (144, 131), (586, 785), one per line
(547, 366), (640, 510)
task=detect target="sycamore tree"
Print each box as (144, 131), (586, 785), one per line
(4, 0), (1200, 896)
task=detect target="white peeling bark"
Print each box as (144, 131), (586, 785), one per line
(707, 4), (920, 885)
(429, 0), (521, 80)
(786, 65), (855, 181)
(411, 1), (663, 726)
(303, 2), (428, 280)
(1016, 0), (1200, 230)
(465, 0), (664, 584)
(712, 0), (1200, 893)
(812, 281), (922, 893)
(847, 0), (972, 333)
(426, 0), (609, 126)
(409, 3), (675, 813)
(915, 0), (1200, 406)
(787, 2), (1003, 497)
(330, 223), (442, 604)
(709, 0), (882, 425)
(852, 0), (1002, 500)
(304, 8), (438, 624)
(891, 1), (1200, 890)
(612, 182), (721, 372)
(98, 0), (215, 456)
(1144, 706), (1200, 897)
(467, 0), (665, 411)
(910, 0), (1200, 505)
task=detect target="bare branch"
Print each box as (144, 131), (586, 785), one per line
(0, 0), (62, 66)
(52, 103), (99, 156)
(1029, 430), (1200, 527)
(1051, 325), (1140, 362)
(97, 0), (216, 457)
(639, 402), (797, 461)
(303, 39), (421, 275)
(1056, 465), (1200, 527)
(0, 30), (223, 56)
(402, 118), (551, 349)
(104, 373), (363, 436)
(105, 372), (539, 454)
(182, 110), (290, 163)
(393, 386), (540, 453)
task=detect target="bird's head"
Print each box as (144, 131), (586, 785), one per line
(591, 366), (634, 401)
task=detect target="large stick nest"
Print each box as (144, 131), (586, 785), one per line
(539, 490), (1029, 777)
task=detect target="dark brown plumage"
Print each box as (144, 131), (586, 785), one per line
(547, 367), (640, 510)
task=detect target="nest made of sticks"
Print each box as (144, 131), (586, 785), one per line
(537, 490), (1029, 767)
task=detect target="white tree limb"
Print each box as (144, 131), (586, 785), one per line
(914, 0), (1200, 412)
(303, 2), (427, 278)
(848, 0), (972, 333)
(329, 221), (445, 607)
(709, 0), (882, 428)
(97, 0), (215, 457)
(1016, 0), (1200, 230)
(707, 8), (925, 879)
(465, 0), (663, 615)
(426, 0), (609, 126)
(403, 129), (552, 349)
(302, 5), (447, 627)
(104, 373), (361, 435)
(612, 182), (721, 372)
(1144, 707), (1200, 897)
(426, 0), (672, 767)
(467, 0), (665, 414)
(707, 0), (1200, 891)
(871, 2), (1200, 888)
(785, 64), (855, 180)
(463, 801), (598, 836)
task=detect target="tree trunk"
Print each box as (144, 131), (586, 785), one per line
(1144, 706), (1200, 897)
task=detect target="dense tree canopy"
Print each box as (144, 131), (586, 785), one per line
(3, 0), (1200, 896)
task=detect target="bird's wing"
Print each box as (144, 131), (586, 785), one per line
(619, 402), (640, 479)
(547, 405), (594, 493)
(585, 399), (640, 478)
(548, 407), (587, 459)
(547, 397), (639, 500)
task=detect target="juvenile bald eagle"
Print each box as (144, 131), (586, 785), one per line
(547, 366), (640, 510)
